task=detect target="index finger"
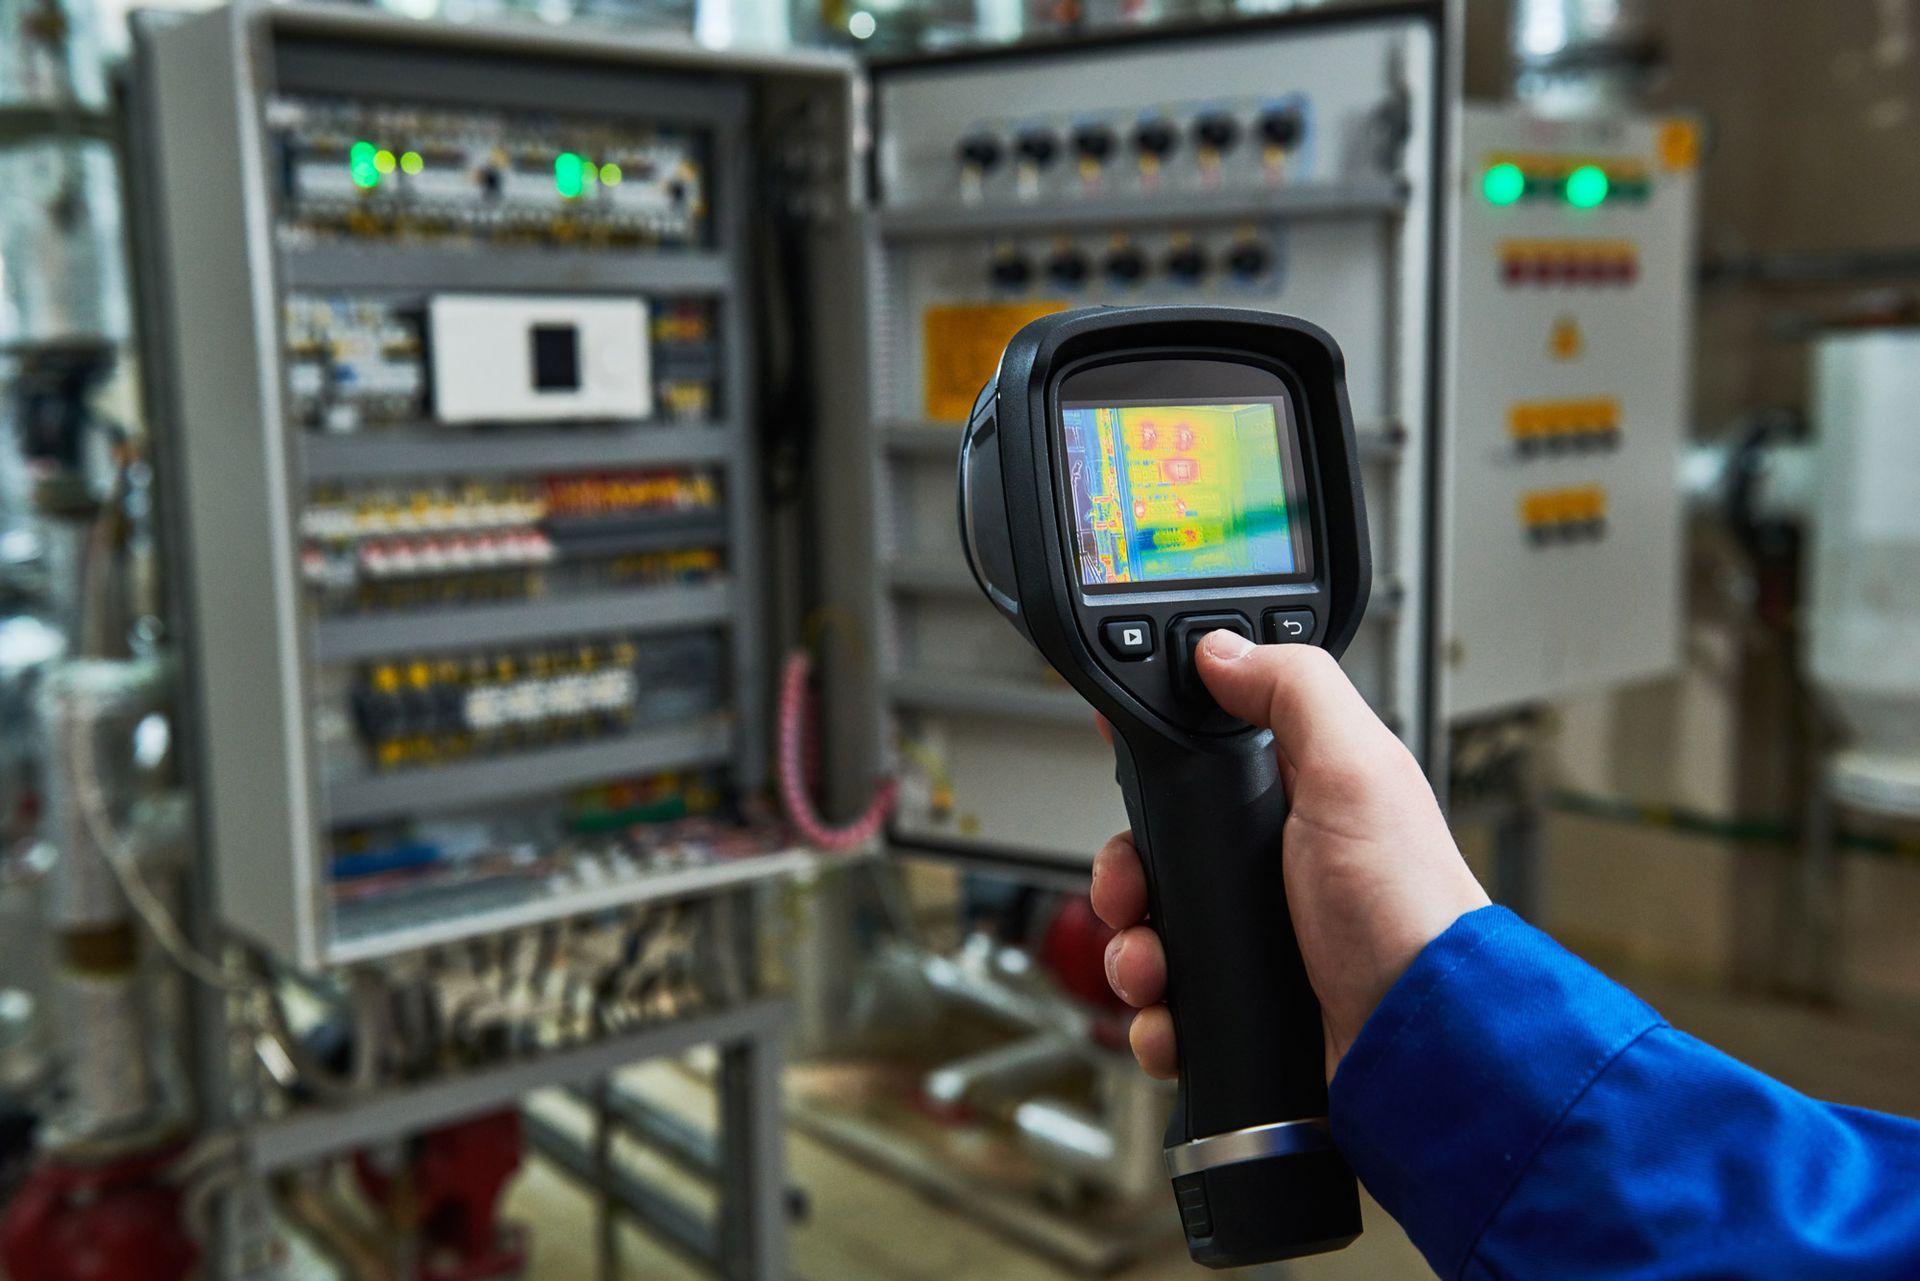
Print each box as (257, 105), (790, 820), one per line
(1090, 831), (1148, 930)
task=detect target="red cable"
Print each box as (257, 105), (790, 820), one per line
(777, 650), (896, 852)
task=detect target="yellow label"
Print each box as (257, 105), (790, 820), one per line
(1657, 118), (1700, 172)
(1520, 484), (1608, 526)
(922, 301), (1068, 422)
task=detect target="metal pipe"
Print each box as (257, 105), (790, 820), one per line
(1013, 1098), (1113, 1174)
(923, 1032), (1078, 1110)
(1511, 0), (1661, 115)
(1014, 1061), (1171, 1204)
(36, 655), (169, 1142)
(37, 657), (166, 932)
(918, 938), (1092, 1045)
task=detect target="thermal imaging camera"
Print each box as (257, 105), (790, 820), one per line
(957, 306), (1371, 1267)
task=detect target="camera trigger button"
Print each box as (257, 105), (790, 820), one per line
(1170, 613), (1253, 693)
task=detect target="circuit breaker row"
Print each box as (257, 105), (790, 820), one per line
(283, 295), (718, 432)
(269, 95), (709, 246)
(325, 763), (744, 933)
(300, 470), (725, 612)
(338, 632), (725, 772)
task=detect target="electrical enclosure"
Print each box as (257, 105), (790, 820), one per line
(1441, 107), (1698, 720)
(132, 3), (857, 966)
(847, 8), (1447, 872)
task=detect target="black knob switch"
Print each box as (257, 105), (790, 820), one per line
(1015, 129), (1059, 168)
(1047, 248), (1089, 287)
(1195, 113), (1240, 152)
(1259, 108), (1304, 149)
(1105, 245), (1147, 284)
(1226, 241), (1271, 279)
(989, 250), (1032, 288)
(1133, 118), (1177, 159)
(957, 134), (1003, 172)
(1165, 244), (1209, 282)
(1072, 124), (1115, 162)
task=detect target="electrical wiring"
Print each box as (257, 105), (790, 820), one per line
(59, 452), (249, 993)
(66, 687), (248, 993)
(776, 648), (896, 852)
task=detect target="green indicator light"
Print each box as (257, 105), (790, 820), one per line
(400, 150), (424, 175)
(373, 149), (397, 175)
(1483, 162), (1525, 206)
(554, 152), (585, 198)
(600, 163), (622, 186)
(348, 140), (380, 189)
(1565, 164), (1609, 209)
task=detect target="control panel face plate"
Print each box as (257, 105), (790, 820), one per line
(1444, 108), (1697, 717)
(867, 13), (1441, 865)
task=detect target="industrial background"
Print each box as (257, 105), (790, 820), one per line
(0, 0), (1916, 1277)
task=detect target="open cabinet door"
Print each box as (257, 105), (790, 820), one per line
(816, 4), (1452, 880)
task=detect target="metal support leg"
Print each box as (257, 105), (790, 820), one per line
(716, 1033), (788, 1281)
(1787, 780), (1843, 1002)
(594, 1078), (622, 1281)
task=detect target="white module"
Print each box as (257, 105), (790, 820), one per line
(1807, 331), (1920, 816)
(429, 294), (652, 424)
(1441, 108), (1698, 719)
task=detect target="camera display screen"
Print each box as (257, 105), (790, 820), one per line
(1058, 397), (1312, 591)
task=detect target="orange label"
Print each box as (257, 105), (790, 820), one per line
(1657, 118), (1700, 172)
(1549, 315), (1584, 361)
(922, 301), (1068, 422)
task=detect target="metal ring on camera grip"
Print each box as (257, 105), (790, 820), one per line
(1163, 1117), (1335, 1178)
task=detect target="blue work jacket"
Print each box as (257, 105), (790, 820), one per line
(1332, 906), (1920, 1280)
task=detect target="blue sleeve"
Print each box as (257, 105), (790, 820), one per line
(1329, 905), (1920, 1280)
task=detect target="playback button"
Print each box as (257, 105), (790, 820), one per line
(1100, 618), (1156, 661)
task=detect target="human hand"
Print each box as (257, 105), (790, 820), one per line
(1091, 630), (1489, 1082)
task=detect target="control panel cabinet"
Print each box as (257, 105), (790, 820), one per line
(133, 3), (856, 966)
(1442, 107), (1698, 719)
(840, 7), (1448, 872)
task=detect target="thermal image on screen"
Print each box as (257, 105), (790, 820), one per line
(1060, 401), (1298, 587)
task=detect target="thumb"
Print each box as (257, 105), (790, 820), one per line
(1193, 631), (1390, 772)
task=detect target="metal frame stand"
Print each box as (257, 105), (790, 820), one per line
(235, 996), (791, 1280)
(1787, 777), (1843, 1003)
(716, 1033), (791, 1280)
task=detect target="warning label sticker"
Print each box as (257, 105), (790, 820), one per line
(922, 301), (1067, 422)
